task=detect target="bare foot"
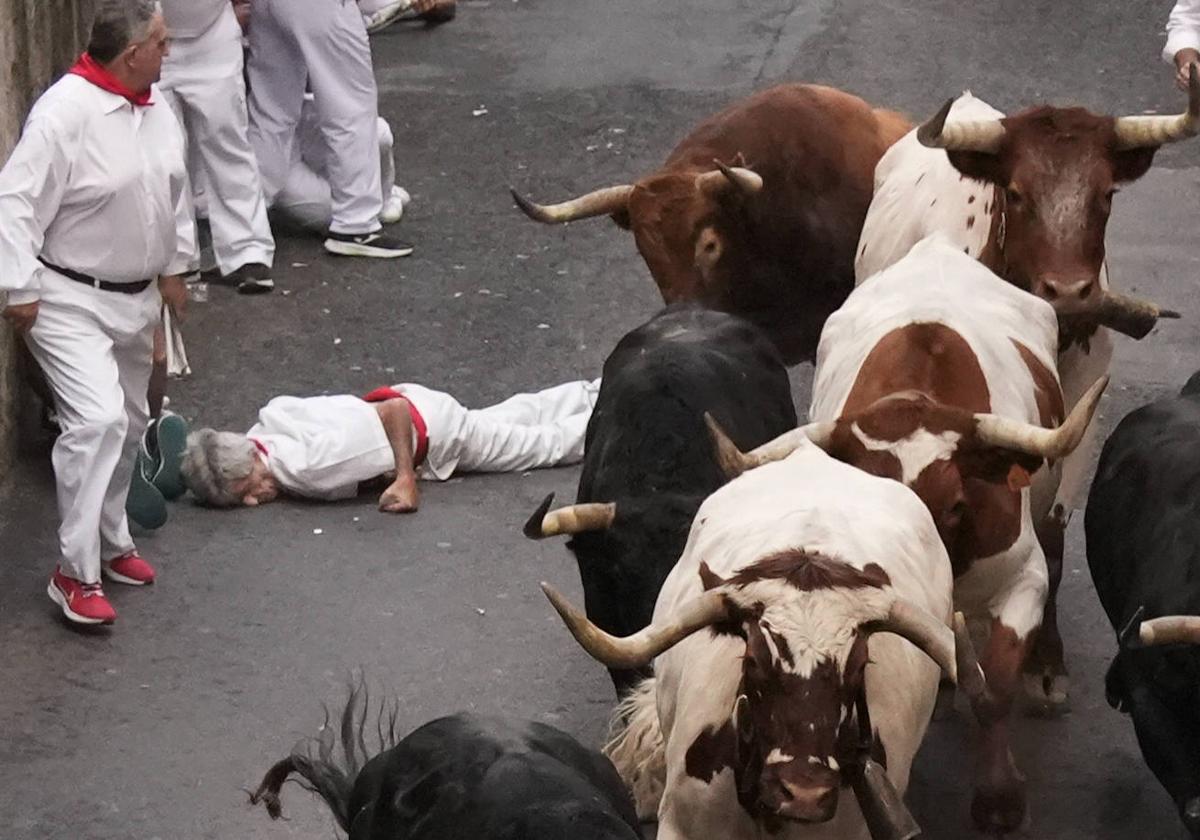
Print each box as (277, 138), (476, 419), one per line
(379, 478), (420, 513)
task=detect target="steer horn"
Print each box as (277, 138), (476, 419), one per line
(540, 582), (730, 669)
(696, 160), (764, 197)
(704, 413), (836, 479)
(1064, 290), (1182, 341)
(1139, 615), (1200, 646)
(1113, 64), (1200, 149)
(523, 492), (616, 538)
(509, 184), (635, 224)
(973, 374), (1110, 461)
(916, 97), (1006, 153)
(866, 599), (958, 683)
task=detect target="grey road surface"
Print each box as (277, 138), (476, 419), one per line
(3, 1), (1199, 838)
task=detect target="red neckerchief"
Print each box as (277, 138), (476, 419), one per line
(361, 387), (429, 467)
(249, 438), (269, 459)
(68, 52), (154, 106)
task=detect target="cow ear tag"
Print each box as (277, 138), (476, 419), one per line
(1006, 464), (1032, 490)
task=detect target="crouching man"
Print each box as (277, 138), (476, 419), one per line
(181, 379), (600, 511)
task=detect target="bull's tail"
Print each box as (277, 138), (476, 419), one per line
(603, 677), (666, 820)
(249, 680), (399, 831)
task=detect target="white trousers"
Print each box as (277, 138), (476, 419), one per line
(23, 272), (160, 583)
(273, 103), (396, 232)
(247, 0), (383, 235)
(404, 379), (601, 480)
(160, 6), (275, 275)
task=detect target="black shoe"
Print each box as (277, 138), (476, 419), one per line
(323, 231), (414, 258)
(228, 262), (274, 294)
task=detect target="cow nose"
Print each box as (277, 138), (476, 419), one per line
(774, 780), (839, 823)
(1033, 276), (1096, 305)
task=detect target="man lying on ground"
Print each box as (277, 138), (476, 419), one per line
(180, 378), (600, 512)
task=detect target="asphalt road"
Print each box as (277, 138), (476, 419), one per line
(3, 1), (1200, 838)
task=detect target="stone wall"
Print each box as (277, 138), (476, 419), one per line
(0, 0), (91, 482)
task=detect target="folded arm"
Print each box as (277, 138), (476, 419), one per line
(375, 398), (420, 513)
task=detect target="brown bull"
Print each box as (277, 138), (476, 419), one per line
(512, 84), (911, 363)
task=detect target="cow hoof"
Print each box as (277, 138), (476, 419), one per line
(971, 783), (1029, 834)
(1182, 797), (1200, 836)
(1021, 672), (1070, 717)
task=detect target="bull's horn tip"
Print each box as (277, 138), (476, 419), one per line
(1161, 308), (1182, 319)
(1139, 623), (1155, 645)
(522, 492), (557, 539)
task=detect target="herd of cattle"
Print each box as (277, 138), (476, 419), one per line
(250, 76), (1200, 839)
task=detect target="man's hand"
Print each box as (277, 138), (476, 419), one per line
(379, 475), (420, 513)
(1176, 48), (1200, 91)
(232, 0), (251, 32)
(159, 274), (188, 322)
(2, 301), (39, 333)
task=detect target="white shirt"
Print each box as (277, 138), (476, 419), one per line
(160, 0), (229, 40)
(0, 75), (195, 307)
(249, 395), (397, 501)
(1165, 0), (1200, 63)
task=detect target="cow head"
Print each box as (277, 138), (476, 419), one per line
(540, 554), (957, 827)
(510, 160), (763, 302)
(917, 71), (1199, 314)
(707, 374), (1107, 565)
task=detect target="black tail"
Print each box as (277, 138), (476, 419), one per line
(249, 679), (402, 831)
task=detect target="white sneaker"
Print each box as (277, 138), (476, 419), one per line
(364, 0), (411, 34)
(380, 186), (409, 224)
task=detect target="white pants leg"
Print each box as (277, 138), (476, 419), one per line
(246, 0), (307, 207)
(23, 276), (160, 583)
(275, 110), (395, 232)
(161, 14), (275, 276)
(452, 381), (599, 473)
(250, 0), (382, 235)
(479, 378), (600, 424)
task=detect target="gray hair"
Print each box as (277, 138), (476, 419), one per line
(87, 0), (162, 63)
(181, 429), (258, 507)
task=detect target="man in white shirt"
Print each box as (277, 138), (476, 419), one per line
(247, 0), (413, 258)
(1166, 0), (1200, 89)
(0, 0), (194, 625)
(179, 379), (600, 512)
(158, 0), (276, 294)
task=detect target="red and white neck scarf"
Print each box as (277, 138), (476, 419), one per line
(68, 52), (154, 106)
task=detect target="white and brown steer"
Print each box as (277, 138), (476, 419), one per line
(721, 235), (1107, 833)
(541, 438), (959, 840)
(854, 76), (1198, 711)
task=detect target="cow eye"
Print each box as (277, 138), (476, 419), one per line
(1005, 186), (1023, 206)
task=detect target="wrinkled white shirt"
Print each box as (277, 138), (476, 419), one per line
(160, 0), (229, 39)
(0, 74), (194, 306)
(245, 385), (465, 499)
(1165, 0), (1200, 62)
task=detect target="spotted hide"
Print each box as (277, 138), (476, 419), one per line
(812, 234), (1068, 832)
(605, 439), (953, 840)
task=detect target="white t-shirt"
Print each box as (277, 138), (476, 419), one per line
(160, 0), (229, 40)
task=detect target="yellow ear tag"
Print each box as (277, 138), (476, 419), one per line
(1007, 464), (1032, 490)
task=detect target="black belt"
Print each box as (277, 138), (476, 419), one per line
(38, 258), (153, 294)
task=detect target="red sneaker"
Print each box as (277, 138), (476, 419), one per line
(48, 569), (117, 625)
(102, 550), (157, 586)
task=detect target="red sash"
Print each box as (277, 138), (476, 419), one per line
(68, 53), (154, 106)
(362, 387), (428, 467)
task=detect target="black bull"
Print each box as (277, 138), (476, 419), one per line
(1086, 371), (1200, 838)
(251, 687), (641, 840)
(525, 303), (797, 694)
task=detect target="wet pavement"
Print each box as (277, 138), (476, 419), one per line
(2, 1), (1199, 838)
